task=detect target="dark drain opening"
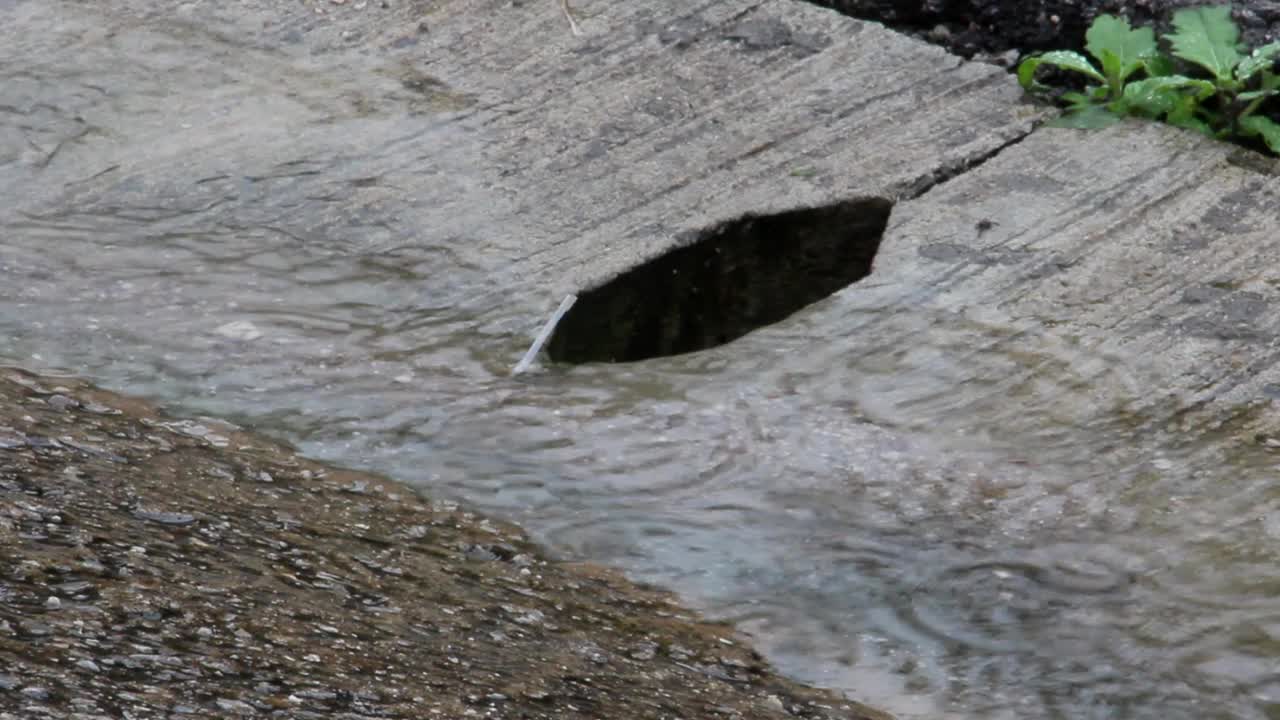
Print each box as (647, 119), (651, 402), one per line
(546, 197), (893, 364)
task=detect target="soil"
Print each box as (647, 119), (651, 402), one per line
(0, 367), (893, 720)
(806, 1), (1280, 59)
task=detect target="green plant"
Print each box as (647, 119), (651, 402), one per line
(1017, 5), (1280, 154)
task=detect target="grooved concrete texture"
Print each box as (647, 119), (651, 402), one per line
(7, 0), (1280, 715)
(1, 0), (1040, 304)
(854, 122), (1280, 428)
(4, 0), (1276, 455)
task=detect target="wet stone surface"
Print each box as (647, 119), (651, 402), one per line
(6, 0), (1280, 718)
(0, 367), (892, 720)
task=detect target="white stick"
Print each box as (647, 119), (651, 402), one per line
(512, 294), (577, 375)
(560, 0), (582, 36)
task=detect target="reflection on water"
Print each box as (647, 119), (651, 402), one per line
(5, 4), (1280, 720)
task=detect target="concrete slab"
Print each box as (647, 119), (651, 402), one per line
(5, 0), (1274, 498)
(1, 0), (1041, 312)
(6, 2), (1280, 715)
(834, 120), (1280, 436)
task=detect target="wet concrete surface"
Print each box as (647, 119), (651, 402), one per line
(4, 0), (1280, 719)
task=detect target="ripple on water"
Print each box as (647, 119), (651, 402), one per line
(7, 11), (1280, 719)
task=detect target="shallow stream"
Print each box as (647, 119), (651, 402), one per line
(4, 3), (1280, 719)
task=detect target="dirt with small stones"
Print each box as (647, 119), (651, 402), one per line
(0, 367), (893, 720)
(807, 1), (1280, 60)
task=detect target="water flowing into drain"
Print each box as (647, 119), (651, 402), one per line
(547, 197), (893, 363)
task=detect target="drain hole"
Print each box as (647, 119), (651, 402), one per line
(547, 197), (893, 364)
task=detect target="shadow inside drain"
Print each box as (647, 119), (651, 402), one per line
(547, 197), (893, 363)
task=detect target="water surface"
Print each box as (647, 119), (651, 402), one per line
(4, 4), (1280, 719)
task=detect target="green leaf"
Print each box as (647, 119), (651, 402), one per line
(1018, 51), (1105, 91)
(1049, 105), (1124, 129)
(1126, 76), (1216, 101)
(1238, 89), (1278, 102)
(1236, 41), (1280, 82)
(1168, 92), (1216, 135)
(1167, 5), (1242, 83)
(1120, 76), (1216, 117)
(1239, 115), (1280, 153)
(1239, 72), (1280, 119)
(1143, 54), (1177, 78)
(1167, 114), (1213, 136)
(1085, 15), (1158, 89)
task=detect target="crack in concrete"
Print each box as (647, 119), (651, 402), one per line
(893, 124), (1041, 201)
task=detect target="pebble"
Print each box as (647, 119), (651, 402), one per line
(19, 686), (50, 701)
(0, 432), (27, 450)
(56, 580), (94, 595)
(463, 545), (498, 562)
(20, 621), (52, 636)
(134, 509), (197, 526)
(513, 609), (545, 626)
(46, 394), (79, 411)
(214, 698), (255, 714)
(629, 642), (657, 661)
(668, 644), (693, 660)
(82, 402), (120, 415)
(44, 596), (61, 610)
(75, 659), (101, 673)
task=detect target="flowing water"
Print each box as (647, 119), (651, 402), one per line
(5, 3), (1280, 719)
